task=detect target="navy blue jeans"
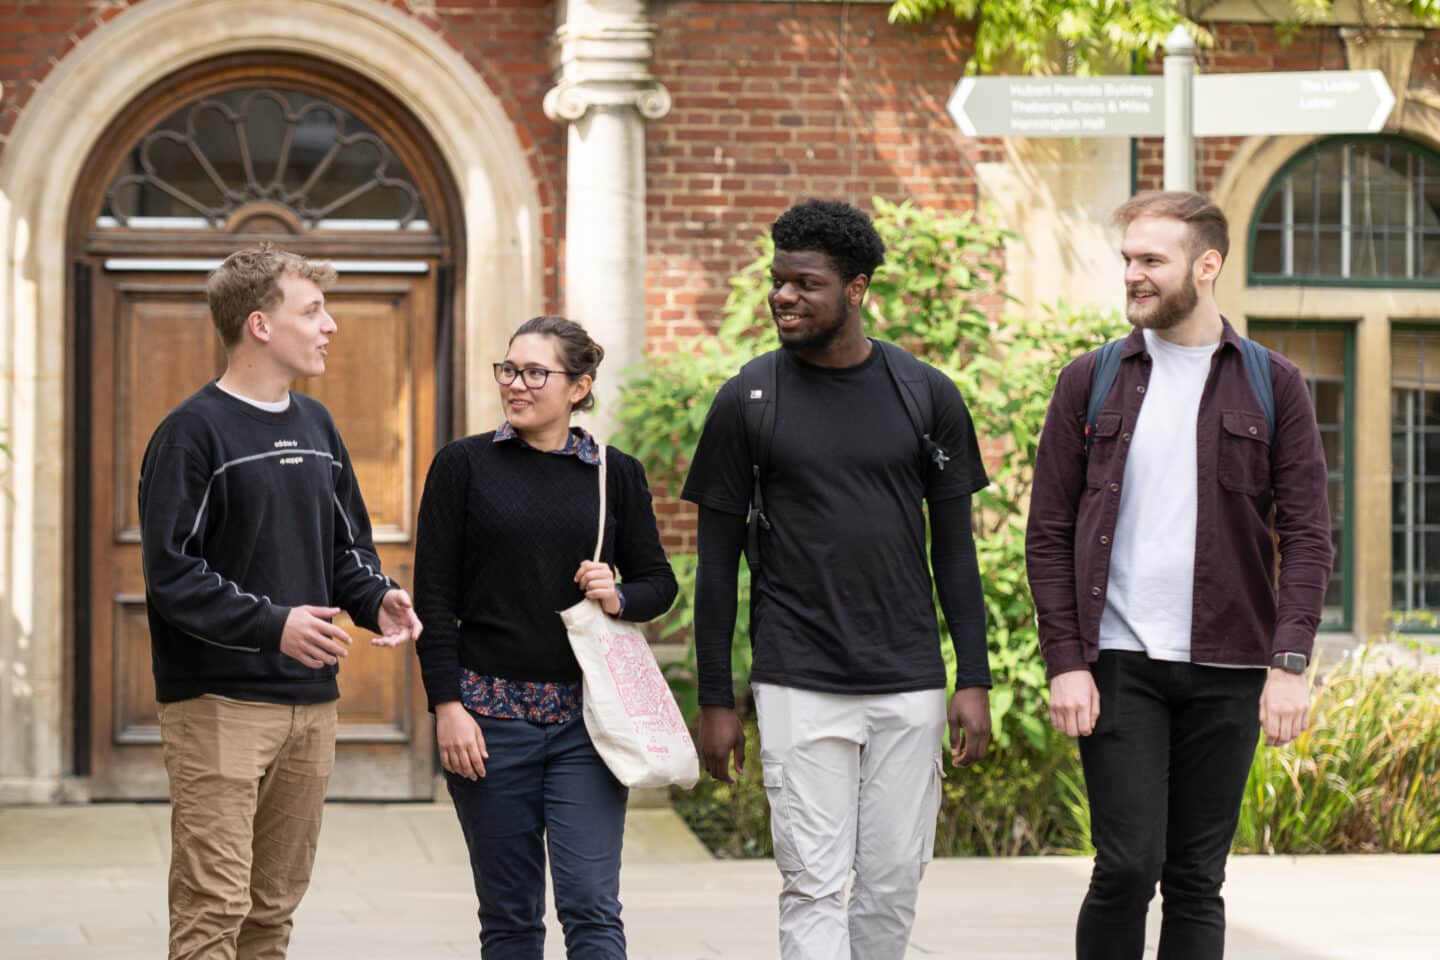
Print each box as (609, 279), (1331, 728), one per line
(446, 713), (628, 959)
(1076, 651), (1266, 960)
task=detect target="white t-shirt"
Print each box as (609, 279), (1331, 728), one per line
(1099, 329), (1217, 662)
(215, 381), (292, 413)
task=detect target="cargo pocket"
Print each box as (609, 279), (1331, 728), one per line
(1085, 412), (1124, 489)
(918, 755), (945, 864)
(762, 762), (804, 872)
(1219, 409), (1271, 496)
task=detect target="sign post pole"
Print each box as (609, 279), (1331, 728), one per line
(1163, 26), (1196, 191)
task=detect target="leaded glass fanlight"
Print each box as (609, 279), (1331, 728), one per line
(1249, 137), (1440, 286)
(99, 88), (428, 231)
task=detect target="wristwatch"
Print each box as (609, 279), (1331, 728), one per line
(1270, 652), (1308, 674)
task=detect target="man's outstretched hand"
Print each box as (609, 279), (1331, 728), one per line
(374, 588), (423, 647)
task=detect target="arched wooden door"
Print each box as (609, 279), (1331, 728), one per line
(70, 58), (460, 800)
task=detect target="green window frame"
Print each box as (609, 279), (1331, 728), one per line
(1390, 326), (1440, 630)
(1249, 321), (1354, 631)
(1248, 136), (1440, 289)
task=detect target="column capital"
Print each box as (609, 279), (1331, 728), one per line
(1342, 26), (1425, 129)
(543, 6), (671, 123)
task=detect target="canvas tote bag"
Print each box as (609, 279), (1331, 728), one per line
(560, 449), (699, 789)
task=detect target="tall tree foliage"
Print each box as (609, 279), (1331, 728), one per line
(888, 0), (1440, 76)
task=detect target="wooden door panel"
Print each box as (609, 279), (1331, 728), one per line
(112, 595), (160, 744)
(114, 283), (222, 538)
(88, 266), (436, 800)
(297, 285), (415, 538)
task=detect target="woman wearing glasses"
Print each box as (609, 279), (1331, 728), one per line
(413, 315), (677, 958)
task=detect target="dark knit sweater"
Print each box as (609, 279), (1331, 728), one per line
(412, 432), (678, 711)
(138, 383), (394, 705)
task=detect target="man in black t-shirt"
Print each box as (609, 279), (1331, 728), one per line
(683, 200), (993, 960)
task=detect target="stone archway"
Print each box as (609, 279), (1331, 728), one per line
(0, 0), (544, 801)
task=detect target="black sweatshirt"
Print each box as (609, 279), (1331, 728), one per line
(138, 383), (395, 704)
(412, 433), (679, 711)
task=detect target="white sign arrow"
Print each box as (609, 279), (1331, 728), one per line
(946, 75), (1166, 139)
(1193, 70), (1395, 137)
(945, 70), (1394, 140)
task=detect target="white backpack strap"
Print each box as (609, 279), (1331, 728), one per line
(592, 445), (607, 563)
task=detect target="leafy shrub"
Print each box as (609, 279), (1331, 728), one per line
(1234, 640), (1440, 855)
(624, 197), (1127, 855)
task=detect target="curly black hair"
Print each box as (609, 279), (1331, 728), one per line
(771, 199), (886, 283)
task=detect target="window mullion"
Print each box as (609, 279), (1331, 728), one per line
(1341, 145), (1352, 279)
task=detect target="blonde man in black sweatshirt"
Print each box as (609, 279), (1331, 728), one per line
(139, 244), (421, 960)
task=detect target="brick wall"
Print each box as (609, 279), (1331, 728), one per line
(0, 2), (122, 147)
(645, 2), (989, 354)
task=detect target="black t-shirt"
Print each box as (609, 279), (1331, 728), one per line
(682, 342), (988, 694)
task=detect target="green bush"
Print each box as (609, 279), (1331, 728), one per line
(622, 197), (1127, 855)
(1234, 640), (1440, 855)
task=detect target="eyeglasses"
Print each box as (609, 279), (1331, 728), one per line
(492, 362), (575, 389)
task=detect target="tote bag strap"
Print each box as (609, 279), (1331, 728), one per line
(591, 446), (607, 563)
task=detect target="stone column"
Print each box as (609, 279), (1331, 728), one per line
(544, 0), (670, 439)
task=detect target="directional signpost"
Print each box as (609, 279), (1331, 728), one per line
(947, 76), (1165, 138)
(945, 27), (1398, 190)
(1192, 70), (1396, 137)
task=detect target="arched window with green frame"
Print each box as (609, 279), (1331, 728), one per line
(1249, 135), (1440, 287)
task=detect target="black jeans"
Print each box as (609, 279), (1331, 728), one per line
(446, 713), (628, 959)
(1076, 651), (1266, 960)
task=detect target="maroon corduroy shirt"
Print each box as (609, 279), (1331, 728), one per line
(1025, 319), (1333, 679)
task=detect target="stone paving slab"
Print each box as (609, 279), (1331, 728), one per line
(3, 804), (1437, 958)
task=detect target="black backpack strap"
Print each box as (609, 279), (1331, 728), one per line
(875, 340), (949, 472)
(1238, 336), (1275, 440)
(1085, 339), (1125, 454)
(738, 351), (778, 569)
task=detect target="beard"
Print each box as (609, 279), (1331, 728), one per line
(1127, 274), (1199, 331)
(775, 308), (847, 353)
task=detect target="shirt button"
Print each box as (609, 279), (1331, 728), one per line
(1090, 586), (1102, 597)
(1249, 426), (1258, 435)
(1109, 482), (1120, 493)
(1137, 385), (1146, 394)
(1100, 535), (1110, 545)
(1122, 432), (1131, 442)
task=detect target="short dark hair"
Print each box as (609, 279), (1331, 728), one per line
(508, 315), (605, 413)
(1113, 191), (1230, 263)
(771, 199), (886, 282)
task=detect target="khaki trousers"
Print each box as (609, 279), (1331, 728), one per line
(754, 683), (947, 960)
(159, 694), (337, 960)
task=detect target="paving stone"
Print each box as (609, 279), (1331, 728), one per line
(3, 804), (1438, 959)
